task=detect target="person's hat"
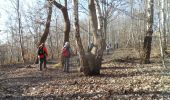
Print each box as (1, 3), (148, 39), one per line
(64, 42), (69, 47)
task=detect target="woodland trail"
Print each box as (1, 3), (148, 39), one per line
(0, 49), (170, 100)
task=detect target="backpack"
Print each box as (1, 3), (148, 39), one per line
(62, 47), (70, 57)
(38, 47), (45, 55)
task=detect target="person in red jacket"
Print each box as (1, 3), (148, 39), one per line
(38, 43), (48, 71)
(62, 42), (72, 73)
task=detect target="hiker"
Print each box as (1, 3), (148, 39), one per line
(37, 43), (48, 71)
(62, 42), (73, 73)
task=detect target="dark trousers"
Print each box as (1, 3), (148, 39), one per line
(64, 57), (70, 72)
(39, 58), (47, 71)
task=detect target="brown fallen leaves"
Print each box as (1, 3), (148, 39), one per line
(1, 58), (170, 99)
(20, 62), (169, 99)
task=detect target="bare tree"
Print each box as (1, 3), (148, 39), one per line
(141, 0), (154, 64)
(82, 0), (105, 75)
(72, 0), (106, 75)
(158, 0), (166, 67)
(162, 0), (167, 52)
(53, 0), (70, 44)
(16, 0), (25, 62)
(48, 31), (54, 59)
(38, 2), (53, 45)
(72, 0), (87, 72)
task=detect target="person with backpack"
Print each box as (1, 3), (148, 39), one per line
(62, 42), (72, 73)
(37, 43), (48, 71)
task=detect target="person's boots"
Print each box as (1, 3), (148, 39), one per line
(44, 59), (47, 70)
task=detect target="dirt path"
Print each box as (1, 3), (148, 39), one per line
(0, 51), (170, 99)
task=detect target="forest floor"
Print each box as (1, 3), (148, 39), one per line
(1, 48), (170, 100)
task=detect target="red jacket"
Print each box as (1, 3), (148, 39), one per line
(38, 47), (48, 58)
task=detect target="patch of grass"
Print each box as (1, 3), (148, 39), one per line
(52, 63), (62, 68)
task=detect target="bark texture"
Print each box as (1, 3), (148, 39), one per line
(83, 0), (105, 75)
(39, 4), (52, 45)
(141, 0), (154, 64)
(53, 0), (70, 44)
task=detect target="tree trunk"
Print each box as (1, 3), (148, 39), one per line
(72, 0), (87, 73)
(53, 0), (70, 66)
(17, 0), (25, 63)
(9, 29), (14, 63)
(102, 0), (109, 40)
(88, 18), (91, 49)
(55, 18), (60, 58)
(86, 0), (105, 75)
(38, 3), (52, 45)
(53, 0), (70, 43)
(162, 0), (167, 52)
(72, 0), (105, 76)
(49, 32), (54, 59)
(141, 0), (154, 64)
(166, 0), (169, 47)
(36, 2), (52, 64)
(159, 0), (166, 67)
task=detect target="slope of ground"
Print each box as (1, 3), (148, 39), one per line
(0, 49), (170, 100)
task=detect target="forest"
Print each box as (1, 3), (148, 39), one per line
(0, 0), (170, 99)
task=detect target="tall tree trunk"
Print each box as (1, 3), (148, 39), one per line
(65, 0), (67, 8)
(9, 28), (14, 63)
(159, 17), (166, 68)
(53, 0), (70, 66)
(87, 0), (105, 75)
(72, 0), (105, 76)
(130, 0), (135, 48)
(166, 0), (169, 46)
(55, 18), (60, 58)
(36, 2), (52, 63)
(38, 3), (52, 45)
(88, 18), (91, 48)
(141, 0), (154, 64)
(53, 0), (70, 44)
(159, 0), (166, 67)
(72, 0), (87, 73)
(19, 29), (26, 62)
(36, 3), (52, 63)
(49, 32), (54, 59)
(162, 0), (167, 52)
(17, 0), (25, 63)
(102, 0), (108, 40)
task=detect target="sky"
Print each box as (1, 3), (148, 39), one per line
(0, 0), (9, 29)
(0, 0), (37, 43)
(0, 0), (9, 43)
